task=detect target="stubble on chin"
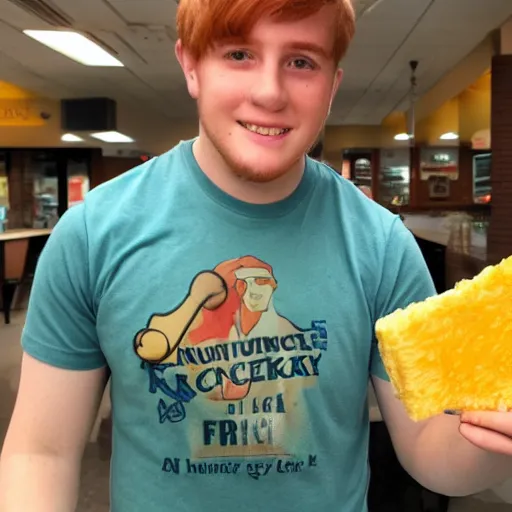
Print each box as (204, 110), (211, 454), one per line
(200, 119), (300, 184)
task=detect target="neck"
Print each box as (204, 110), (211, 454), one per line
(192, 130), (305, 205)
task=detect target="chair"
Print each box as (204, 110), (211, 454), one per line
(1, 239), (29, 324)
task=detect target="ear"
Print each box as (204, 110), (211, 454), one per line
(331, 68), (343, 100)
(327, 68), (344, 117)
(175, 39), (199, 99)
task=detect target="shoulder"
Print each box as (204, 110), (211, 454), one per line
(77, 140), (195, 237)
(43, 141), (191, 267)
(308, 158), (400, 243)
(307, 159), (420, 296)
(85, 141), (190, 207)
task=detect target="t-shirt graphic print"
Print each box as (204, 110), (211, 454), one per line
(134, 255), (328, 477)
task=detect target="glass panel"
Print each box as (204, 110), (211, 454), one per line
(353, 158), (372, 188)
(473, 153), (491, 204)
(26, 151), (59, 229)
(67, 156), (90, 208)
(379, 149), (410, 207)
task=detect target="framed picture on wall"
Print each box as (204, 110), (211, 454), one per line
(428, 176), (450, 199)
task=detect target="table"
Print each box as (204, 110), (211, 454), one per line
(402, 214), (487, 259)
(402, 214), (490, 291)
(0, 229), (52, 324)
(0, 229), (53, 242)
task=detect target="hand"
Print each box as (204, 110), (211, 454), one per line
(459, 411), (512, 456)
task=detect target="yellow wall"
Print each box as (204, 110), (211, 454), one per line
(0, 102), (64, 146)
(323, 125), (380, 169)
(0, 81), (35, 99)
(323, 68), (492, 164)
(414, 36), (493, 123)
(458, 72), (491, 142)
(0, 80), (199, 154)
(414, 70), (490, 145)
(0, 80), (59, 137)
(415, 98), (459, 145)
(323, 121), (413, 169)
(0, 80), (66, 145)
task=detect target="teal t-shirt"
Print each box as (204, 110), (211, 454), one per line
(22, 139), (436, 511)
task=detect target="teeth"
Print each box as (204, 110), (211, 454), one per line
(242, 123), (288, 136)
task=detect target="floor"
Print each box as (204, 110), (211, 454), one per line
(0, 310), (509, 512)
(0, 310), (110, 512)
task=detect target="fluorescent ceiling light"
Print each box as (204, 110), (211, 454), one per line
(394, 133), (411, 141)
(440, 132), (459, 140)
(23, 30), (124, 67)
(61, 133), (84, 142)
(90, 131), (134, 143)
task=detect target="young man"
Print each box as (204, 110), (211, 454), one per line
(1, 0), (512, 510)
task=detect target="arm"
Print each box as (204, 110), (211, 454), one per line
(0, 203), (108, 511)
(0, 354), (107, 512)
(370, 218), (512, 496)
(373, 377), (512, 497)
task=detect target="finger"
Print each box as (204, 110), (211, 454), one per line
(459, 423), (512, 457)
(461, 411), (512, 438)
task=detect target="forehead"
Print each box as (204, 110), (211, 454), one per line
(223, 5), (338, 54)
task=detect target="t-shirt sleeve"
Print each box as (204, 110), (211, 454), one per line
(21, 203), (106, 371)
(370, 217), (437, 381)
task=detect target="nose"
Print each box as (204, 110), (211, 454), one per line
(249, 62), (287, 112)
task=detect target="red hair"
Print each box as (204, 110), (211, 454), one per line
(176, 0), (356, 64)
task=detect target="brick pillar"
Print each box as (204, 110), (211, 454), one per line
(487, 54), (512, 264)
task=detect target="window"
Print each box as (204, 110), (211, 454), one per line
(26, 151), (60, 229)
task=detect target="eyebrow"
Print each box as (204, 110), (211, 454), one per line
(285, 42), (331, 60)
(217, 38), (331, 60)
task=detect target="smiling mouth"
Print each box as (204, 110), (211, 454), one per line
(238, 121), (291, 137)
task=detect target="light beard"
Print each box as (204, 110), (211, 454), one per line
(200, 117), (304, 184)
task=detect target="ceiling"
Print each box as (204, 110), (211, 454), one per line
(334, 0), (512, 124)
(0, 0), (511, 149)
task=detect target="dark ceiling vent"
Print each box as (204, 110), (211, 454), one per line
(6, 0), (73, 27)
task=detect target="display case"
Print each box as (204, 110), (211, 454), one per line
(25, 151), (60, 229)
(473, 153), (491, 203)
(0, 148), (92, 229)
(378, 149), (410, 206)
(353, 157), (372, 188)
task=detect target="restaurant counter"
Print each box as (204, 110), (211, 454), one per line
(402, 213), (488, 292)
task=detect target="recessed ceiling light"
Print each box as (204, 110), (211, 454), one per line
(394, 133), (411, 141)
(23, 30), (124, 67)
(61, 133), (84, 142)
(90, 131), (134, 143)
(440, 132), (459, 140)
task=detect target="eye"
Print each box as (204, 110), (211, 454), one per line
(225, 50), (251, 62)
(290, 58), (315, 70)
